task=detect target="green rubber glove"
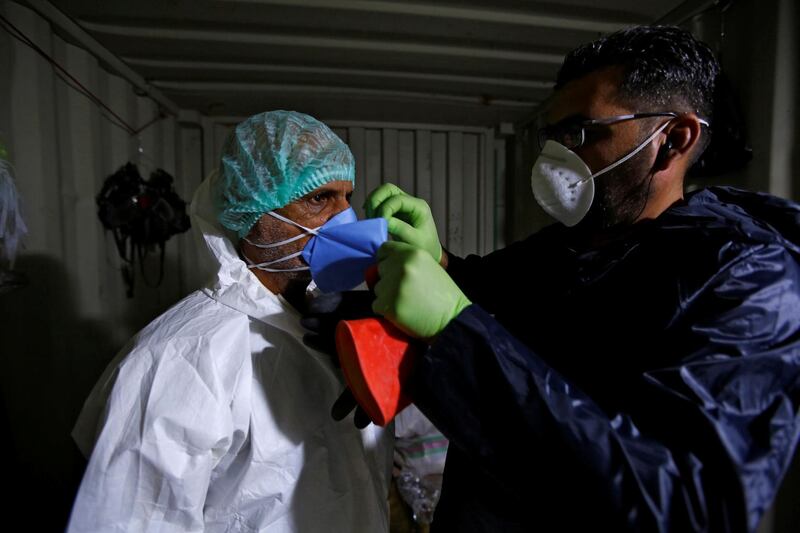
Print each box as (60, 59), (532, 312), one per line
(365, 183), (442, 263)
(372, 241), (471, 339)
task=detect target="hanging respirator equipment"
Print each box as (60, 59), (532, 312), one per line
(96, 162), (190, 297)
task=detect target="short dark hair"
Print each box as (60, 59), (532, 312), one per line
(556, 26), (720, 123)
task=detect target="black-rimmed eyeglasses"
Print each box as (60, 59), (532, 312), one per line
(537, 112), (709, 150)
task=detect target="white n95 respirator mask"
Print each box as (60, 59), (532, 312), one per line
(531, 121), (672, 227)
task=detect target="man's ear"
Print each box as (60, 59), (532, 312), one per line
(655, 115), (703, 172)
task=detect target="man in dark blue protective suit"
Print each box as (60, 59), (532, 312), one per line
(309, 26), (800, 532)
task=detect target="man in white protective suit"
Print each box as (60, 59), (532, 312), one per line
(67, 110), (393, 533)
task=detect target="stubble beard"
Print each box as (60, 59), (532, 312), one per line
(589, 146), (655, 229)
(241, 221), (313, 284)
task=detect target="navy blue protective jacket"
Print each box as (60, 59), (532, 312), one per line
(411, 187), (800, 532)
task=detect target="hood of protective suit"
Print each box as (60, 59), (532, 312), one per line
(190, 170), (308, 335)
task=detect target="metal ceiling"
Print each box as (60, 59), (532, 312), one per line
(43, 0), (690, 126)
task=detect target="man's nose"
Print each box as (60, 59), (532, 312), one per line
(331, 194), (352, 215)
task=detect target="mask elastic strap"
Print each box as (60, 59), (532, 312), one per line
(577, 119), (673, 185)
(241, 211), (321, 249)
(254, 265), (310, 273)
(242, 232), (307, 249)
(267, 211), (320, 235)
(242, 249), (310, 272)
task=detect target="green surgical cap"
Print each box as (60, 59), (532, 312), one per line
(214, 110), (355, 238)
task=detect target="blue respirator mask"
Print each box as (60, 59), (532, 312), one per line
(242, 207), (388, 293)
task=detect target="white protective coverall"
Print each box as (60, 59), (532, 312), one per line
(68, 173), (393, 532)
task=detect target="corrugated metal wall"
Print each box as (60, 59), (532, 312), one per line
(0, 4), (193, 526)
(207, 121), (504, 257)
(2, 2), (192, 335)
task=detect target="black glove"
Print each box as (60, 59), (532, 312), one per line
(331, 388), (373, 429)
(300, 290), (378, 356)
(300, 291), (377, 428)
